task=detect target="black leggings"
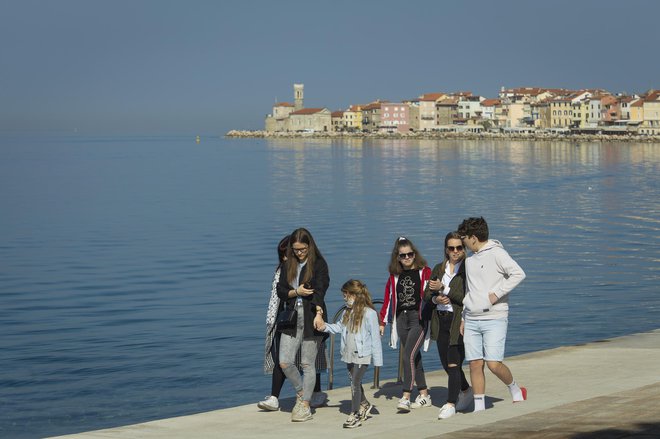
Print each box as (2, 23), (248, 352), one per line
(435, 312), (469, 404)
(347, 363), (369, 413)
(396, 310), (427, 393)
(270, 332), (321, 397)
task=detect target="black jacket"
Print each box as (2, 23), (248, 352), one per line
(423, 260), (466, 346)
(276, 256), (329, 339)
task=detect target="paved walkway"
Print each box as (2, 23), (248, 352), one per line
(51, 329), (660, 439)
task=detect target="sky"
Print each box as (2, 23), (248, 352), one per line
(1, 0), (658, 135)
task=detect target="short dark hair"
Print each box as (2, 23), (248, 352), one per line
(457, 217), (489, 242)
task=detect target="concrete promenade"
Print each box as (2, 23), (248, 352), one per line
(51, 329), (660, 439)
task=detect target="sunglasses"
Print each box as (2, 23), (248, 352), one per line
(447, 245), (464, 252)
(398, 251), (415, 259)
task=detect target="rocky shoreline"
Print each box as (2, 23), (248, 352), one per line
(226, 129), (660, 143)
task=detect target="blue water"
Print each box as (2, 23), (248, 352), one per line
(1, 135), (659, 438)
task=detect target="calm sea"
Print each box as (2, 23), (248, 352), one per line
(1, 135), (659, 438)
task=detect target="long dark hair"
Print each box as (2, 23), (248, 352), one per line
(388, 236), (427, 275)
(285, 228), (323, 286)
(277, 235), (290, 269)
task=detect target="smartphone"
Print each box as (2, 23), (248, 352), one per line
(431, 276), (439, 281)
(303, 282), (312, 289)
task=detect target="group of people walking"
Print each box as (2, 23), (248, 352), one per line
(259, 217), (527, 429)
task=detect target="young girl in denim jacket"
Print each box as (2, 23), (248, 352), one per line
(315, 279), (383, 429)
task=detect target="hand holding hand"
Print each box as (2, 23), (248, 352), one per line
(313, 313), (325, 331)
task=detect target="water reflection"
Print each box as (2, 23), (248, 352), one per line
(1, 136), (658, 438)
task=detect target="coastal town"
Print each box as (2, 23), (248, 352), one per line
(227, 83), (660, 140)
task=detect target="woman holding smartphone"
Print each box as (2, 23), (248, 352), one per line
(424, 231), (473, 419)
(379, 236), (433, 412)
(259, 235), (328, 412)
(276, 228), (329, 422)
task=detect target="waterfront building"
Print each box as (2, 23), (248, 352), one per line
(265, 102), (295, 132)
(264, 84), (307, 132)
(480, 98), (500, 122)
(629, 98), (645, 123)
(342, 105), (362, 132)
(619, 96), (637, 120)
(405, 98), (420, 131)
(601, 95), (621, 123)
(641, 90), (660, 135)
(531, 100), (551, 129)
(379, 102), (410, 133)
(502, 101), (529, 128)
(587, 96), (602, 127)
(435, 96), (459, 127)
(571, 98), (590, 128)
(331, 111), (345, 132)
(288, 108), (332, 132)
(550, 97), (573, 128)
(458, 95), (485, 120)
(562, 91), (591, 128)
(361, 101), (386, 132)
(418, 93), (446, 131)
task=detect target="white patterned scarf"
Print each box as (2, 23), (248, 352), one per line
(263, 267), (281, 374)
(266, 267), (281, 326)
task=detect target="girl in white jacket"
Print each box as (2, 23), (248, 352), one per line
(315, 279), (383, 429)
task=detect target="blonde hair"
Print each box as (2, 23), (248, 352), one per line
(341, 279), (375, 333)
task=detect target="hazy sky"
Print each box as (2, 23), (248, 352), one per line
(1, 0), (658, 134)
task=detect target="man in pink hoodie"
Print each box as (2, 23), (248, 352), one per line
(457, 217), (527, 412)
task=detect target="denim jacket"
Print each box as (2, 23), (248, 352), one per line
(323, 307), (383, 367)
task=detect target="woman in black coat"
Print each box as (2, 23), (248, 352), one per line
(276, 228), (329, 422)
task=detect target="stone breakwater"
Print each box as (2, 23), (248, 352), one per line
(226, 130), (660, 143)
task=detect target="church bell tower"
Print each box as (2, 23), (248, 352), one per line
(294, 83), (304, 111)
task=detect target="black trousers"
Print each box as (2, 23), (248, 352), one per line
(435, 311), (469, 404)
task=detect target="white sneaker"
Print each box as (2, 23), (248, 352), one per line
(291, 403), (313, 422)
(343, 412), (361, 429)
(438, 403), (456, 419)
(310, 391), (328, 408)
(257, 395), (279, 411)
(410, 393), (432, 409)
(358, 400), (373, 421)
(455, 387), (473, 411)
(396, 397), (411, 412)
